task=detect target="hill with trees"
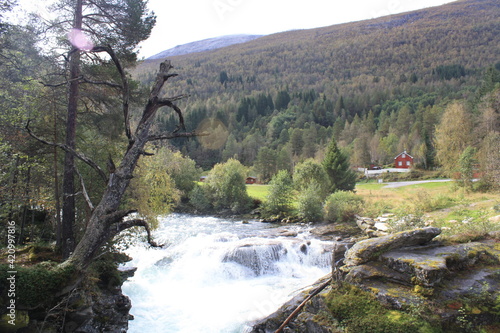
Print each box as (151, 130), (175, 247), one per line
(133, 0), (499, 183)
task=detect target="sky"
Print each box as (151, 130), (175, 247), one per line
(14, 0), (456, 59)
(139, 0), (456, 58)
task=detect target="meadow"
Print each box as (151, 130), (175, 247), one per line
(247, 181), (500, 241)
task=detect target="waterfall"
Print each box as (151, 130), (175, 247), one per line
(121, 214), (332, 333)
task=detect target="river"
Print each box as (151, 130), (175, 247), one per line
(121, 214), (332, 333)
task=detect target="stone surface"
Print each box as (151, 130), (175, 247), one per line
(310, 223), (361, 240)
(343, 227), (441, 266)
(249, 276), (334, 333)
(252, 227), (500, 332)
(222, 239), (288, 275)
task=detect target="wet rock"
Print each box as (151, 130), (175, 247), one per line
(380, 250), (447, 286)
(488, 230), (500, 239)
(356, 216), (394, 237)
(155, 257), (174, 266)
(279, 230), (298, 237)
(344, 227), (441, 266)
(344, 261), (412, 285)
(118, 266), (137, 279)
(222, 240), (287, 275)
(310, 223), (361, 240)
(249, 276), (333, 333)
(374, 222), (389, 231)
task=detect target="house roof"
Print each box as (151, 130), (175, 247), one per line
(394, 150), (414, 159)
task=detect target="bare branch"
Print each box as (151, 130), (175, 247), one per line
(157, 94), (190, 104)
(115, 219), (163, 248)
(158, 100), (186, 131)
(38, 81), (67, 88)
(89, 45), (132, 143)
(135, 60), (181, 131)
(25, 121), (108, 183)
(149, 61), (175, 99)
(104, 209), (137, 225)
(80, 76), (122, 88)
(147, 131), (208, 142)
(75, 166), (94, 211)
(157, 94), (190, 132)
(275, 275), (332, 333)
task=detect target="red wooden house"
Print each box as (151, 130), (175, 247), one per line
(394, 150), (413, 169)
(245, 176), (258, 184)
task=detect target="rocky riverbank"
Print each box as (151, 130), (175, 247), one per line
(250, 227), (500, 332)
(0, 249), (135, 333)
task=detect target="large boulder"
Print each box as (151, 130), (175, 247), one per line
(343, 227), (441, 266)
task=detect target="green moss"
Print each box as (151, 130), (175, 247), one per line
(0, 310), (29, 332)
(326, 284), (441, 333)
(0, 263), (75, 309)
(413, 285), (434, 297)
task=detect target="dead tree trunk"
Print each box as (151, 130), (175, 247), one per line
(62, 60), (195, 271)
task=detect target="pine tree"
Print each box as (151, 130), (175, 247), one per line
(322, 136), (357, 192)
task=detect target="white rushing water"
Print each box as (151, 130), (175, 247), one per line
(121, 214), (332, 333)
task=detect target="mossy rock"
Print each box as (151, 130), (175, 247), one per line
(0, 263), (76, 309)
(344, 227), (441, 266)
(325, 284), (440, 333)
(0, 310), (29, 332)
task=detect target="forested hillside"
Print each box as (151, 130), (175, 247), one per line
(134, 0), (499, 179)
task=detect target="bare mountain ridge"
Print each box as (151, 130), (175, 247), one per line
(147, 34), (263, 60)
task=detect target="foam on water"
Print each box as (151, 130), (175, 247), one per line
(121, 214), (331, 333)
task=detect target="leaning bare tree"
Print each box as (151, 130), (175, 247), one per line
(29, 54), (198, 271)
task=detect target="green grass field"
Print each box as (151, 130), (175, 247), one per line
(246, 180), (500, 243)
(246, 184), (269, 201)
(248, 182), (454, 203)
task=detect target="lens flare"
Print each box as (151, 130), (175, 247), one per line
(68, 28), (94, 51)
(196, 118), (229, 150)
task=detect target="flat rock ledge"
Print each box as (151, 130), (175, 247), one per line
(343, 227), (441, 266)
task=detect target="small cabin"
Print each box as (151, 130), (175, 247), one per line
(394, 150), (413, 169)
(245, 176), (258, 184)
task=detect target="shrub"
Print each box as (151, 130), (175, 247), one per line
(297, 182), (324, 222)
(188, 184), (213, 213)
(261, 170), (295, 216)
(205, 159), (252, 214)
(324, 191), (364, 222)
(293, 159), (330, 199)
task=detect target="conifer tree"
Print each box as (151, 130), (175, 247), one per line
(322, 136), (357, 192)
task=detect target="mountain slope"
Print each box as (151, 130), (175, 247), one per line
(137, 0), (498, 97)
(133, 0), (500, 171)
(147, 34), (263, 59)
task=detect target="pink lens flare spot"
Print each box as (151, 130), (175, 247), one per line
(68, 29), (94, 51)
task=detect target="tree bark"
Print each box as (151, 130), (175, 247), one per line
(61, 0), (83, 258)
